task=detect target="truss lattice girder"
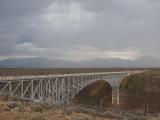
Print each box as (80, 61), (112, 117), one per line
(0, 72), (129, 105)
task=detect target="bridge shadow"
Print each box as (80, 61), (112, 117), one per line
(73, 80), (112, 107)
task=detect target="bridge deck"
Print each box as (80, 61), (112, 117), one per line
(0, 71), (130, 81)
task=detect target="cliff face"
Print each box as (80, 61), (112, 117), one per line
(74, 80), (112, 106)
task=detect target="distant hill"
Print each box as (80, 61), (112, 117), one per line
(0, 57), (76, 68)
(0, 56), (159, 68)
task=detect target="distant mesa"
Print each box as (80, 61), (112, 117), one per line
(0, 56), (160, 68)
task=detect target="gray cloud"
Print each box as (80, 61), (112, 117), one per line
(0, 0), (160, 61)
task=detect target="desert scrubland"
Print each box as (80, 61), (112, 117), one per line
(0, 68), (160, 120)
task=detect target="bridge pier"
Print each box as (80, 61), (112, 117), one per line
(112, 87), (119, 104)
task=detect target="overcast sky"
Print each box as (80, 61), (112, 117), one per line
(0, 0), (160, 61)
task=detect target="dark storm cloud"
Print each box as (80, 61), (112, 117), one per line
(0, 0), (160, 61)
(0, 0), (53, 18)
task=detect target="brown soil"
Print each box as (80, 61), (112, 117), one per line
(0, 112), (17, 120)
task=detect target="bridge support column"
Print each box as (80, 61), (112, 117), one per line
(112, 87), (119, 104)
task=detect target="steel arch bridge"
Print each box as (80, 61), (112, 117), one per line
(0, 72), (130, 105)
